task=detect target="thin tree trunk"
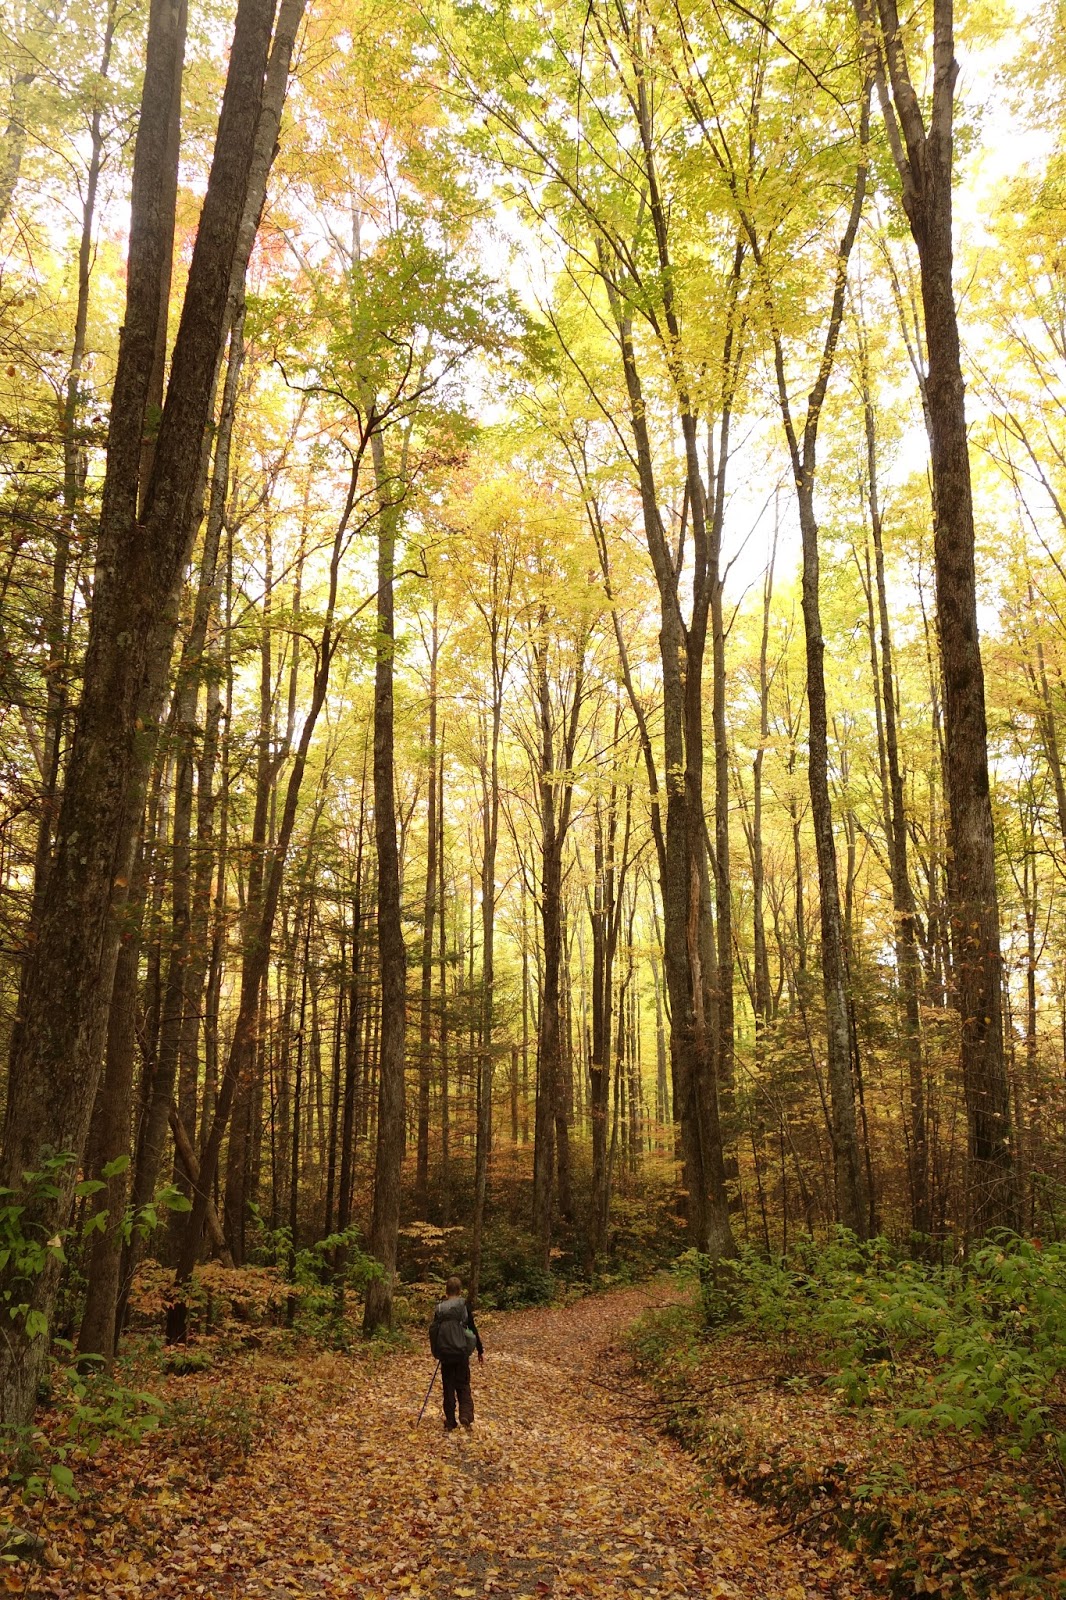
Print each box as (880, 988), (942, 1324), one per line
(363, 431), (407, 1333)
(415, 609), (438, 1214)
(861, 338), (929, 1235)
(531, 625), (584, 1268)
(287, 899), (312, 1318)
(470, 650), (503, 1303)
(31, 0), (120, 914)
(438, 740), (450, 1222)
(601, 271), (734, 1258)
(759, 88), (871, 1235)
(337, 778), (366, 1241)
(555, 905), (574, 1224)
(169, 451), (354, 1336)
(752, 531), (776, 1044)
(76, 909), (140, 1360)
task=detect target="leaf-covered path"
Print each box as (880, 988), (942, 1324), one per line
(130, 1283), (861, 1599)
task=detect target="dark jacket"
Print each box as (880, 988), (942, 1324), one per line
(429, 1294), (483, 1361)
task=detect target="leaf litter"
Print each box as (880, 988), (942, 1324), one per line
(3, 1283), (869, 1598)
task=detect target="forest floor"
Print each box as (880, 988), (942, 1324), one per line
(1, 1279), (871, 1599)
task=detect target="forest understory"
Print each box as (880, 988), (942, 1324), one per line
(0, 1275), (1060, 1600)
(0, 1281), (915, 1599)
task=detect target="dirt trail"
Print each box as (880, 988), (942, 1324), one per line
(133, 1281), (859, 1599)
(27, 1283), (869, 1597)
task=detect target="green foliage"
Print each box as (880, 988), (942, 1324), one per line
(598, 1192), (686, 1278)
(477, 1221), (555, 1310)
(0, 1156), (126, 1350)
(0, 1156), (77, 1334)
(626, 1300), (703, 1379)
(160, 1386), (272, 1467)
(244, 1207), (384, 1342)
(123, 1181), (192, 1242)
(294, 1226), (382, 1294)
(162, 1349), (214, 1375)
(683, 1233), (1066, 1461)
(6, 1348), (163, 1503)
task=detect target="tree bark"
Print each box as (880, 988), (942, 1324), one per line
(0, 0), (279, 1428)
(363, 431), (407, 1334)
(76, 909), (140, 1360)
(860, 338), (929, 1235)
(168, 454), (353, 1337)
(415, 610), (438, 1214)
(600, 270), (734, 1260)
(438, 741), (451, 1221)
(856, 0), (1017, 1234)
(530, 620), (585, 1269)
(31, 0), (120, 915)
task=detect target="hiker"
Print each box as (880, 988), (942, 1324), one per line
(429, 1274), (484, 1431)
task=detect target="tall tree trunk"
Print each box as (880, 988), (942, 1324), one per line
(76, 899), (141, 1360)
(169, 451), (352, 1336)
(600, 271), (734, 1259)
(287, 898), (312, 1315)
(705, 246), (744, 1189)
(470, 656), (503, 1303)
(336, 779), (366, 1242)
(860, 340), (929, 1235)
(856, 0), (1017, 1236)
(627, 60), (738, 1261)
(555, 904), (574, 1223)
(139, 323), (240, 1270)
(588, 797), (612, 1259)
(652, 945), (669, 1130)
(1029, 632), (1066, 858)
(521, 873), (530, 1145)
(530, 625), (584, 1269)
(415, 609), (438, 1214)
(751, 534), (776, 1046)
(324, 943), (343, 1238)
(363, 432), (407, 1334)
(138, 0), (188, 505)
(438, 741), (451, 1222)
(588, 760), (633, 1260)
(797, 473), (867, 1234)
(31, 0), (120, 915)
(0, 0), (279, 1428)
(759, 87), (871, 1235)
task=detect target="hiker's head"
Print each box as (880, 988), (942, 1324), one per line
(446, 1274), (463, 1297)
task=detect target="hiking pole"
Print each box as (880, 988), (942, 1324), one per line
(416, 1362), (440, 1425)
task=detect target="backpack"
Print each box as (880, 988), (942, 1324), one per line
(432, 1296), (476, 1360)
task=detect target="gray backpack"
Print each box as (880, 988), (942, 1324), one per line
(433, 1295), (476, 1360)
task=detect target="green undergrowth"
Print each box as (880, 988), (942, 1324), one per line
(628, 1234), (1066, 1598)
(396, 1157), (685, 1311)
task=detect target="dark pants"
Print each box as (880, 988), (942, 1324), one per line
(441, 1356), (473, 1427)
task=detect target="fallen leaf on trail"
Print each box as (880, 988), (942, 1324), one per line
(0, 1283), (877, 1599)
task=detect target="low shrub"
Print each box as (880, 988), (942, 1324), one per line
(476, 1221), (556, 1309)
(160, 1385), (273, 1469)
(680, 1231), (1066, 1461)
(628, 1247), (1066, 1598)
(5, 1357), (164, 1504)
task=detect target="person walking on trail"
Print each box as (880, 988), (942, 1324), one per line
(429, 1274), (484, 1431)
